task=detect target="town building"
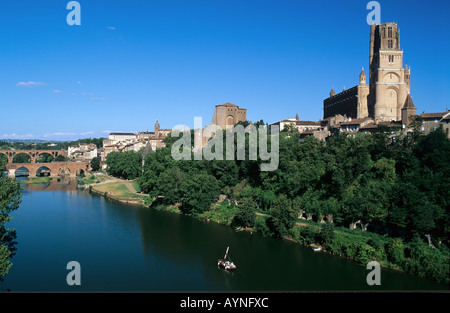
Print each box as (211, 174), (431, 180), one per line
(270, 114), (328, 141)
(101, 120), (169, 160)
(420, 110), (450, 139)
(211, 102), (247, 130)
(200, 102), (248, 147)
(68, 143), (98, 161)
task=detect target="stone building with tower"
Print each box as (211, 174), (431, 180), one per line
(199, 102), (248, 147)
(324, 22), (413, 126)
(211, 102), (247, 130)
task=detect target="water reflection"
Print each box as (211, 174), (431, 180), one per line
(21, 175), (77, 192)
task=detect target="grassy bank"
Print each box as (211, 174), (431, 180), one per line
(23, 177), (53, 185)
(78, 173), (149, 204)
(91, 182), (147, 201)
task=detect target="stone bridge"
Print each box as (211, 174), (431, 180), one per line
(0, 149), (90, 178)
(0, 150), (68, 163)
(5, 162), (90, 178)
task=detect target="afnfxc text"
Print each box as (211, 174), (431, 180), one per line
(180, 297), (269, 310)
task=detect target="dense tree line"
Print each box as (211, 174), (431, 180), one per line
(104, 123), (449, 284)
(0, 137), (105, 150)
(105, 151), (142, 180)
(0, 159), (22, 281)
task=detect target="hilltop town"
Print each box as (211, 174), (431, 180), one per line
(70, 22), (449, 162)
(1, 21), (449, 166)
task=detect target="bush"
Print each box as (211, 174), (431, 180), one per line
(367, 238), (387, 262)
(254, 215), (273, 237)
(386, 238), (405, 265)
(319, 221), (335, 248)
(402, 238), (450, 284)
(200, 202), (238, 225)
(299, 225), (318, 246)
(231, 197), (257, 228)
(355, 243), (377, 264)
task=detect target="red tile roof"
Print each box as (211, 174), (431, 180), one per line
(420, 112), (447, 119)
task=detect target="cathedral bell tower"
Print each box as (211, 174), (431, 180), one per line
(155, 120), (160, 137)
(368, 22), (410, 122)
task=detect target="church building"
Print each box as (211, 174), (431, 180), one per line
(324, 22), (414, 124)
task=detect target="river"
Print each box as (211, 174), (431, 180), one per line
(0, 179), (447, 292)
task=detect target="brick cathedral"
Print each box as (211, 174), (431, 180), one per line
(324, 22), (416, 123)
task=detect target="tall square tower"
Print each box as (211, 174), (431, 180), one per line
(368, 23), (411, 122)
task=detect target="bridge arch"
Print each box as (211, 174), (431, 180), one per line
(36, 151), (64, 160)
(5, 161), (90, 178)
(36, 166), (52, 177)
(57, 167), (71, 176)
(0, 150), (69, 164)
(15, 166), (31, 177)
(12, 152), (32, 164)
(36, 152), (55, 163)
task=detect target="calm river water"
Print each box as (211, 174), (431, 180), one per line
(0, 180), (447, 292)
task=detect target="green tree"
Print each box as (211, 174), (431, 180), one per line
(208, 160), (239, 190)
(0, 158), (22, 280)
(409, 115), (423, 143)
(12, 153), (31, 163)
(232, 196), (257, 228)
(354, 243), (377, 265)
(299, 225), (318, 246)
(179, 171), (220, 215)
(386, 238), (405, 265)
(157, 166), (185, 204)
(90, 157), (101, 172)
(319, 221), (335, 249)
(0, 154), (7, 171)
(55, 154), (67, 162)
(267, 194), (297, 238)
(106, 151), (142, 180)
(139, 148), (176, 194)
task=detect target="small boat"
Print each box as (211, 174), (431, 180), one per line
(313, 246), (322, 252)
(217, 246), (237, 271)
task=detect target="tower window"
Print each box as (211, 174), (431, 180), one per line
(389, 55), (394, 63)
(388, 27), (393, 38)
(388, 40), (393, 48)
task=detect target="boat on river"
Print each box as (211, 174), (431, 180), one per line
(217, 246), (236, 271)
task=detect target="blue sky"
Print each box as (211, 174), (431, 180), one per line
(1, 0), (449, 141)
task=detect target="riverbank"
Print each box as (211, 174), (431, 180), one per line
(77, 173), (449, 286)
(148, 198), (450, 286)
(23, 176), (53, 185)
(77, 173), (149, 205)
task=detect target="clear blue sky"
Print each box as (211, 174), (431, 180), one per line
(1, 0), (449, 141)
